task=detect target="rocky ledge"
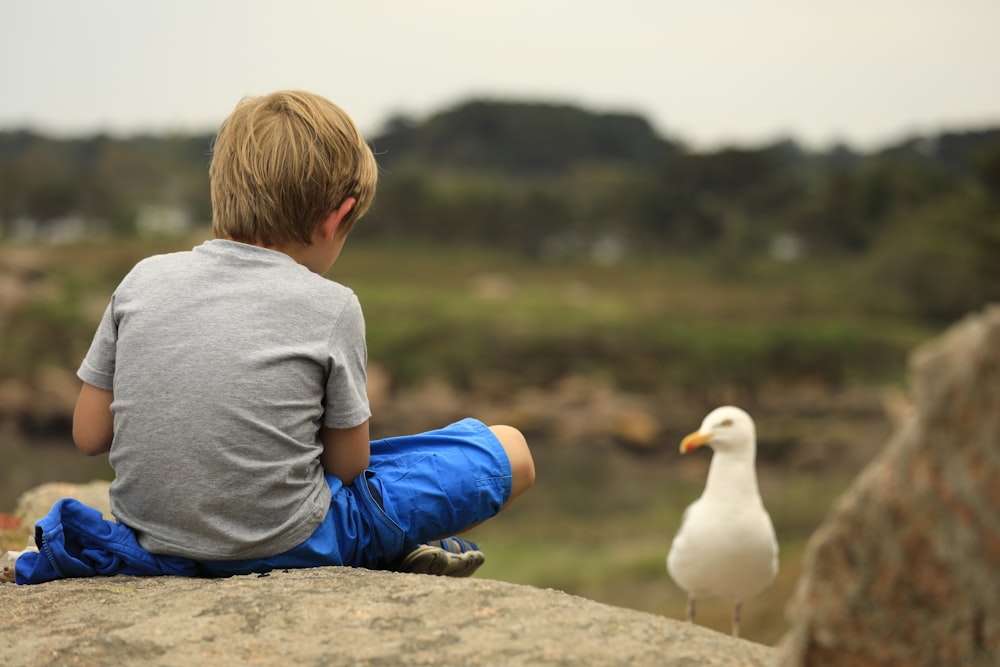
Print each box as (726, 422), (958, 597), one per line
(0, 566), (772, 666)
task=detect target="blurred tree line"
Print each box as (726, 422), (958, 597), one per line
(1, 99), (998, 322)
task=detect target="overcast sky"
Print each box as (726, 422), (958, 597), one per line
(2, 0), (998, 150)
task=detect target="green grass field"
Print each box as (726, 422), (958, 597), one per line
(2, 235), (934, 391)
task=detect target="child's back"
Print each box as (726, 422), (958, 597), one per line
(82, 239), (370, 560)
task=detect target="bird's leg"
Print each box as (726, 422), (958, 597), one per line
(686, 595), (695, 623)
(731, 601), (741, 637)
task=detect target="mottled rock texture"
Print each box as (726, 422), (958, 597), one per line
(13, 480), (113, 532)
(777, 305), (1000, 667)
(0, 567), (773, 667)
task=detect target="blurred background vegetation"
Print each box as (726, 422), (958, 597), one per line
(3, 99), (999, 322)
(1, 99), (998, 644)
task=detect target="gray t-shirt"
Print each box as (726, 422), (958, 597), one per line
(77, 239), (371, 560)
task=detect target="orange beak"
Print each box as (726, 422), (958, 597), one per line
(679, 430), (711, 454)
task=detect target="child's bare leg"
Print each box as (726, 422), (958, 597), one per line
(489, 424), (535, 507)
(451, 425), (534, 534)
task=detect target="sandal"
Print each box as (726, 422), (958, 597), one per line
(393, 537), (485, 578)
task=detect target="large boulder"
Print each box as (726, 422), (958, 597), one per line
(776, 305), (1000, 666)
(0, 567), (773, 666)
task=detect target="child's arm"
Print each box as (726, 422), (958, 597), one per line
(319, 421), (371, 485)
(73, 382), (114, 455)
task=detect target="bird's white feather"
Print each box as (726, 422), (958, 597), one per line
(667, 406), (778, 605)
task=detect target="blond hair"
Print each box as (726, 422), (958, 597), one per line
(210, 90), (378, 246)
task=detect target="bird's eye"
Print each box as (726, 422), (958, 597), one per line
(720, 419), (733, 427)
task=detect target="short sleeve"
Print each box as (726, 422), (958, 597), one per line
(322, 292), (371, 428)
(77, 295), (118, 391)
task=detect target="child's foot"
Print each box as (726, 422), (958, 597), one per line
(393, 537), (485, 577)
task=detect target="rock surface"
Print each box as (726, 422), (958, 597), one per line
(1, 567), (773, 666)
(776, 304), (1000, 666)
(13, 480), (114, 534)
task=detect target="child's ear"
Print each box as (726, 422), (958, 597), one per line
(318, 197), (357, 243)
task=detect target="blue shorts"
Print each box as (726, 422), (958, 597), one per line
(199, 418), (511, 576)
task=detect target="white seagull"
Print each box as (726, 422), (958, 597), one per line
(666, 406), (778, 637)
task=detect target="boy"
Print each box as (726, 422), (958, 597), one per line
(6, 90), (534, 584)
